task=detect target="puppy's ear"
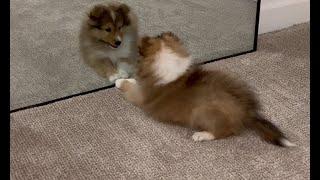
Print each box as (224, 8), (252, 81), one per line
(160, 31), (181, 42)
(139, 36), (151, 46)
(88, 5), (107, 26)
(138, 36), (152, 56)
(119, 4), (130, 13)
(117, 4), (131, 26)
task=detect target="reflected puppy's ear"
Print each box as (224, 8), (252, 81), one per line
(88, 5), (108, 26)
(117, 4), (131, 26)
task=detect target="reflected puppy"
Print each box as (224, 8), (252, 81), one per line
(115, 32), (295, 147)
(79, 3), (138, 82)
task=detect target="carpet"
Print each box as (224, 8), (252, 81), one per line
(10, 0), (257, 110)
(10, 23), (309, 179)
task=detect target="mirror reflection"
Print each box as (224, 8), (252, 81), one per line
(10, 0), (258, 110)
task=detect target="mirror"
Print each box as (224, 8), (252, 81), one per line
(10, 0), (259, 111)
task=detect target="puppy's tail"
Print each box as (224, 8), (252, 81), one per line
(247, 115), (296, 147)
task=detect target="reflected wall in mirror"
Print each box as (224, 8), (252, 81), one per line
(10, 0), (259, 111)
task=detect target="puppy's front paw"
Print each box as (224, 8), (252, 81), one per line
(115, 78), (137, 90)
(115, 79), (126, 89)
(192, 131), (215, 142)
(108, 70), (129, 82)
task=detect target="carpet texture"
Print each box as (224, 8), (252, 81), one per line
(10, 23), (309, 180)
(10, 0), (257, 110)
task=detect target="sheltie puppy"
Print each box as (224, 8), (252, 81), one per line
(115, 32), (296, 147)
(79, 2), (138, 82)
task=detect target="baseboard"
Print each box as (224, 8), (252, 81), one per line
(258, 0), (309, 34)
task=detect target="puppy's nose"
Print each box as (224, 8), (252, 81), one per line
(115, 41), (121, 46)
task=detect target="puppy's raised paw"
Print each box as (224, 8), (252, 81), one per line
(115, 78), (137, 91)
(192, 131), (215, 142)
(115, 79), (126, 89)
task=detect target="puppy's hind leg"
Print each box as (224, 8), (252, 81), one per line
(192, 131), (215, 142)
(191, 106), (236, 142)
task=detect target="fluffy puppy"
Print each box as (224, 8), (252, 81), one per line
(115, 32), (296, 147)
(79, 2), (138, 82)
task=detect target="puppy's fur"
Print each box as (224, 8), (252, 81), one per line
(116, 32), (296, 147)
(79, 3), (138, 82)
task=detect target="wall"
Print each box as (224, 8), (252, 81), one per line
(258, 0), (310, 34)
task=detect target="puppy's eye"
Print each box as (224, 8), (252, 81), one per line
(106, 28), (111, 32)
(118, 26), (122, 30)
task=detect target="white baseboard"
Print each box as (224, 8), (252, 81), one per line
(258, 0), (310, 34)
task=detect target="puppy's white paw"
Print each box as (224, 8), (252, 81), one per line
(109, 74), (119, 82)
(115, 78), (137, 89)
(192, 131), (215, 142)
(115, 79), (126, 89)
(126, 78), (137, 84)
(109, 70), (129, 82)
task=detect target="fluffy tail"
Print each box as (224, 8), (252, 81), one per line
(248, 115), (296, 147)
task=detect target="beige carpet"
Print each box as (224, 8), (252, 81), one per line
(10, 23), (309, 180)
(10, 0), (257, 110)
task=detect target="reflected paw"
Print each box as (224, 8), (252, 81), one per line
(108, 70), (129, 82)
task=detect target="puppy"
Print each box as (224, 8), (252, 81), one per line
(115, 32), (296, 147)
(79, 3), (138, 82)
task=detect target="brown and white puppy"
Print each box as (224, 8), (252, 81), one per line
(79, 3), (138, 82)
(115, 32), (296, 147)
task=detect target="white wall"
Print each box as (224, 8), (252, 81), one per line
(258, 0), (310, 34)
